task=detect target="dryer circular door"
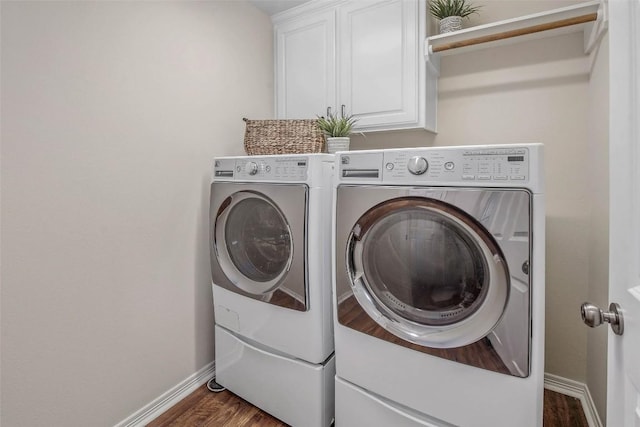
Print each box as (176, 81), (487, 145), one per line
(346, 197), (509, 348)
(214, 190), (294, 296)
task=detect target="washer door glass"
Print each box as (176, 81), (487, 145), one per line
(348, 197), (509, 348)
(216, 191), (293, 295)
(225, 197), (291, 283)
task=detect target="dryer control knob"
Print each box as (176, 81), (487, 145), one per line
(407, 156), (429, 175)
(246, 161), (259, 175)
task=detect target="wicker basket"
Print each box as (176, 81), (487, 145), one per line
(243, 118), (326, 155)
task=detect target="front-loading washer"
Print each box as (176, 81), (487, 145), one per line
(210, 153), (335, 427)
(332, 144), (545, 426)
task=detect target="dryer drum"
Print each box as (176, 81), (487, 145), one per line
(214, 191), (294, 296)
(360, 206), (490, 325)
(224, 197), (292, 283)
(346, 197), (510, 349)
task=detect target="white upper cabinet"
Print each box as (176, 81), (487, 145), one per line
(338, 0), (420, 130)
(275, 8), (336, 119)
(274, 0), (437, 133)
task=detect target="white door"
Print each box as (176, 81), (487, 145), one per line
(607, 0), (640, 425)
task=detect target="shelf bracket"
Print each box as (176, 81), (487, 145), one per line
(424, 43), (440, 77)
(584, 0), (608, 54)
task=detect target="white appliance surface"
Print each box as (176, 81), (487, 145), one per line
(332, 144), (545, 427)
(210, 153), (335, 426)
(216, 326), (335, 427)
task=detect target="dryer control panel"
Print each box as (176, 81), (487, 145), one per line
(339, 146), (532, 186)
(213, 156), (309, 181)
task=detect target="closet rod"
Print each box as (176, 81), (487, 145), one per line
(432, 12), (598, 53)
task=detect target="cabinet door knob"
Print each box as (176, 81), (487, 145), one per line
(326, 107), (331, 117)
(341, 104), (346, 117)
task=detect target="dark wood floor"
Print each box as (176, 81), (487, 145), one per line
(147, 384), (589, 427)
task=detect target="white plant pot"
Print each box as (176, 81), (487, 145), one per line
(326, 137), (350, 154)
(439, 16), (463, 33)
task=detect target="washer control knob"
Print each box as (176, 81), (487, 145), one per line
(246, 161), (259, 175)
(407, 156), (429, 175)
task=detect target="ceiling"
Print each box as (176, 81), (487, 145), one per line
(248, 0), (312, 16)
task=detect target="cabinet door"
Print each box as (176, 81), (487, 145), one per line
(338, 0), (422, 130)
(275, 9), (336, 119)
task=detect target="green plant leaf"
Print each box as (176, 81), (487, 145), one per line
(429, 0), (480, 19)
(316, 110), (358, 137)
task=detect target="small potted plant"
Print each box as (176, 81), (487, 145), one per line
(317, 111), (358, 153)
(429, 0), (481, 34)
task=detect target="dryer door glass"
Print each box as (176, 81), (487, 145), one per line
(347, 197), (509, 348)
(225, 197), (291, 283)
(214, 191), (294, 297)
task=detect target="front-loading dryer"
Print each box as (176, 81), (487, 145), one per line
(210, 153), (335, 427)
(332, 144), (545, 426)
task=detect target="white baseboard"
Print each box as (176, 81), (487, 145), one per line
(114, 361), (216, 427)
(544, 373), (603, 427)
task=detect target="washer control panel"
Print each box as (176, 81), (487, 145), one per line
(214, 156), (309, 181)
(340, 147), (530, 184)
(459, 148), (529, 182)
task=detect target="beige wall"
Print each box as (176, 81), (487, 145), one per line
(460, 0), (586, 28)
(352, 32), (595, 385)
(0, 1), (272, 425)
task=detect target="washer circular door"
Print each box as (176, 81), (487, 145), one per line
(214, 191), (293, 296)
(346, 197), (509, 348)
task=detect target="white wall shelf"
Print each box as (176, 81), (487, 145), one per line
(426, 0), (607, 60)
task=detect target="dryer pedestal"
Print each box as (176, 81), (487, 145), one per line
(216, 325), (335, 427)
